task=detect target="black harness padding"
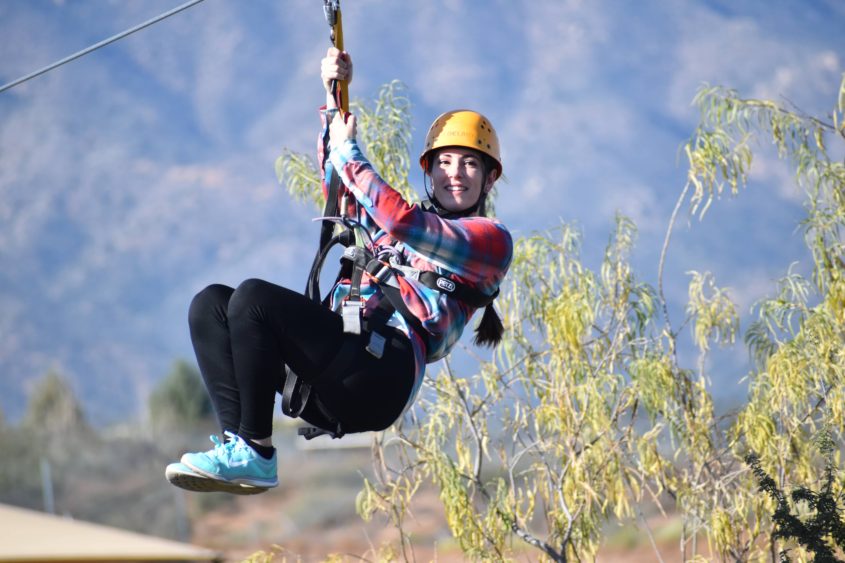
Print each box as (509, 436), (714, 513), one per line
(305, 170), (346, 304)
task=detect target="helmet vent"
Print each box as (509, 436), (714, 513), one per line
(420, 110), (502, 175)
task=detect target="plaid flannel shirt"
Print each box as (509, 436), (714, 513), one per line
(317, 109), (513, 409)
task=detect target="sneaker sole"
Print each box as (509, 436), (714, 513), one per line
(181, 460), (279, 490)
(166, 464), (270, 495)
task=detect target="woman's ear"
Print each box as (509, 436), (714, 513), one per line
(484, 170), (498, 193)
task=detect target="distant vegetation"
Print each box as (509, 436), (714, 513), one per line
(148, 359), (213, 433)
(6, 75), (845, 562)
(0, 363), (218, 541)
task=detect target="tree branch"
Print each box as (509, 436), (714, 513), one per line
(658, 180), (691, 363)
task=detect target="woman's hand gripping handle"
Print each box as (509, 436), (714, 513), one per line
(321, 47), (356, 150)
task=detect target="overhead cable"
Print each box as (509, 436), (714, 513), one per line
(0, 0), (208, 94)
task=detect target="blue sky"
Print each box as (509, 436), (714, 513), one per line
(1, 0), (843, 423)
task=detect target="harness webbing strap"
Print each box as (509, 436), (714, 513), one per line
(363, 259), (498, 310)
(416, 271), (499, 308)
(306, 168), (345, 303)
(281, 365), (310, 418)
(346, 247), (367, 301)
(375, 283), (428, 346)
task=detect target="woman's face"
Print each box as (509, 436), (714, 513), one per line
(429, 147), (496, 213)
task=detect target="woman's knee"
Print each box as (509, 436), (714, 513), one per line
(227, 278), (278, 322)
(189, 284), (234, 327)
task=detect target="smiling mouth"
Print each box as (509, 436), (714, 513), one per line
(444, 185), (467, 193)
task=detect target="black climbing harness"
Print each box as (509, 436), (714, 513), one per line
(283, 227), (499, 440)
(282, 1), (498, 440)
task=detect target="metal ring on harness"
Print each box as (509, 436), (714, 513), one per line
(367, 260), (393, 285)
(315, 215), (377, 252)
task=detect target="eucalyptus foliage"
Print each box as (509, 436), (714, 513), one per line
(278, 75), (845, 562)
(275, 80), (415, 212)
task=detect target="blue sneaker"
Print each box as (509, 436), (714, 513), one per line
(180, 432), (278, 489)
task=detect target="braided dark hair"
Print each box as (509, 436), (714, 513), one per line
(472, 153), (504, 347)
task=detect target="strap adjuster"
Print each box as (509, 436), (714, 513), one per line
(342, 245), (367, 262)
(342, 299), (363, 334)
(365, 331), (387, 358)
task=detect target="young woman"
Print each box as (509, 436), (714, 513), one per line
(166, 48), (512, 494)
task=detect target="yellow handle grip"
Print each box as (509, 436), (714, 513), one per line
(332, 9), (348, 114)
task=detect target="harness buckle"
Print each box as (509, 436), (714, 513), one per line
(342, 300), (363, 334)
(369, 261), (394, 284)
(342, 245), (368, 262)
(365, 331), (387, 358)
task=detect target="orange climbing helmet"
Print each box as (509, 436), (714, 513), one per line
(419, 110), (502, 177)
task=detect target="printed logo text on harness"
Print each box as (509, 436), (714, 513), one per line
(436, 278), (456, 293)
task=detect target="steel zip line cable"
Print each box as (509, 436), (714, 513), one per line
(0, 0), (208, 94)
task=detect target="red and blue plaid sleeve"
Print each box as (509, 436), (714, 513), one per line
(326, 135), (513, 283)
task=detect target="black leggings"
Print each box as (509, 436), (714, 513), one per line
(188, 279), (416, 439)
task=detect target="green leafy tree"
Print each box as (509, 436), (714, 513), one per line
(0, 370), (90, 511)
(275, 80), (416, 212)
(746, 430), (845, 563)
(279, 75), (845, 562)
(148, 359), (212, 431)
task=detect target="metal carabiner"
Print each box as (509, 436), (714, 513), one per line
(323, 0), (339, 27)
